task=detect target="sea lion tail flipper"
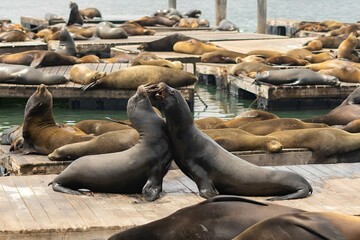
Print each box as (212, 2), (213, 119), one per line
(266, 183), (313, 201)
(51, 181), (83, 195)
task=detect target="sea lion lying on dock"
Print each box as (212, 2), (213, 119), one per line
(201, 50), (248, 63)
(79, 7), (102, 19)
(74, 119), (132, 135)
(173, 39), (224, 55)
(138, 33), (194, 51)
(96, 21), (128, 39)
(69, 64), (106, 85)
(108, 196), (304, 240)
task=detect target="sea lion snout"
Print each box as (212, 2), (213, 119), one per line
(36, 84), (48, 95)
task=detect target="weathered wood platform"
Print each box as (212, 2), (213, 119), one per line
(0, 41), (47, 55)
(0, 163), (359, 239)
(228, 74), (359, 110)
(0, 63), (195, 110)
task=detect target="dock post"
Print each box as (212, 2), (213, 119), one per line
(168, 0), (177, 9)
(215, 0), (227, 26)
(257, 0), (267, 34)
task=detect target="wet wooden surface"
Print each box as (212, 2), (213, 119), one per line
(0, 163), (359, 239)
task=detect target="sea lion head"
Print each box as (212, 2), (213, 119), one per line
(25, 84), (53, 116)
(320, 74), (341, 86)
(145, 82), (180, 112)
(265, 137), (283, 153)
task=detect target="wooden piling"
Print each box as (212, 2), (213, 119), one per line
(215, 0), (227, 26)
(168, 0), (176, 9)
(257, 0), (267, 34)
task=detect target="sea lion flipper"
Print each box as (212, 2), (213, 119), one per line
(142, 179), (162, 202)
(51, 182), (83, 195)
(29, 53), (45, 68)
(81, 81), (99, 91)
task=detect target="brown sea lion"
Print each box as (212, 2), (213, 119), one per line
(82, 65), (197, 90)
(266, 56), (308, 66)
(132, 59), (183, 69)
(22, 85), (94, 155)
(0, 50), (78, 68)
(67, 2), (84, 26)
(96, 21), (128, 39)
(49, 85), (173, 202)
(74, 119), (132, 135)
(200, 50), (248, 63)
(138, 33), (193, 51)
(146, 82), (312, 200)
(203, 128), (283, 152)
(238, 118), (328, 135)
(69, 64), (106, 85)
(303, 39), (323, 51)
(119, 22), (155, 35)
(235, 55), (267, 64)
(227, 62), (278, 76)
(195, 117), (225, 129)
(108, 196), (304, 240)
(48, 128), (139, 161)
(0, 30), (29, 42)
(173, 39), (224, 55)
(233, 212), (360, 240)
(283, 48), (312, 60)
(306, 59), (360, 71)
(337, 32), (358, 61)
(79, 7), (102, 19)
(177, 18), (209, 28)
(130, 15), (177, 27)
(76, 54), (102, 63)
(304, 51), (336, 63)
(319, 66), (360, 83)
(0, 63), (68, 85)
(246, 50), (282, 58)
(303, 86), (360, 125)
(315, 35), (347, 48)
(326, 23), (360, 36)
(68, 25), (97, 38)
(338, 118), (360, 133)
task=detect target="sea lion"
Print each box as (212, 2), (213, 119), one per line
(304, 51), (336, 63)
(213, 19), (239, 31)
(319, 66), (360, 83)
(303, 86), (360, 125)
(246, 50), (282, 58)
(306, 59), (360, 71)
(233, 212), (360, 240)
(194, 117), (225, 129)
(327, 23), (360, 36)
(108, 195), (304, 240)
(268, 127), (360, 163)
(68, 25), (97, 38)
(0, 50), (78, 68)
(130, 15), (177, 27)
(96, 21), (128, 39)
(0, 30), (29, 42)
(238, 118), (328, 135)
(49, 85), (173, 202)
(339, 119), (360, 133)
(82, 65), (197, 90)
(48, 128), (139, 161)
(173, 39), (224, 55)
(227, 62), (278, 76)
(79, 7), (102, 19)
(0, 63), (68, 85)
(67, 2), (84, 26)
(119, 22), (155, 36)
(177, 18), (209, 28)
(146, 82), (312, 200)
(203, 128), (283, 152)
(200, 50), (248, 63)
(138, 33), (193, 51)
(1, 125), (22, 146)
(254, 69), (340, 86)
(283, 48), (312, 60)
(235, 55), (267, 64)
(54, 26), (77, 56)
(303, 39), (323, 51)
(22, 85), (94, 155)
(183, 9), (202, 18)
(337, 32), (358, 61)
(74, 119), (132, 135)
(265, 56), (308, 66)
(303, 36), (347, 49)
(69, 64), (106, 85)
(131, 52), (183, 69)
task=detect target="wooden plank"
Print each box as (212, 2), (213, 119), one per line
(0, 183), (22, 232)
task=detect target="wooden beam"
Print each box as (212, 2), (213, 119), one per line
(257, 0), (267, 34)
(215, 0), (227, 26)
(168, 0), (176, 9)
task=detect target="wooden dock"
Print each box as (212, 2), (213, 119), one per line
(0, 162), (358, 239)
(0, 41), (47, 55)
(0, 63), (195, 110)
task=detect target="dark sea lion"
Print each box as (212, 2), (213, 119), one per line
(108, 195), (304, 240)
(238, 118), (328, 135)
(0, 50), (78, 68)
(201, 50), (248, 63)
(67, 2), (84, 26)
(48, 128), (139, 161)
(1, 125), (22, 145)
(268, 128), (360, 162)
(194, 117), (225, 129)
(173, 39), (224, 55)
(233, 212), (360, 240)
(0, 63), (68, 85)
(22, 85), (94, 155)
(79, 7), (102, 19)
(146, 82), (312, 200)
(0, 30), (29, 42)
(303, 86), (360, 125)
(138, 33), (193, 51)
(213, 19), (239, 31)
(83, 65), (197, 90)
(69, 64), (106, 85)
(183, 9), (202, 18)
(49, 85), (172, 202)
(337, 32), (358, 61)
(254, 69), (340, 86)
(319, 66), (360, 83)
(96, 21), (128, 39)
(54, 26), (77, 56)
(265, 56), (308, 66)
(119, 22), (155, 36)
(74, 119), (132, 135)
(203, 128), (283, 152)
